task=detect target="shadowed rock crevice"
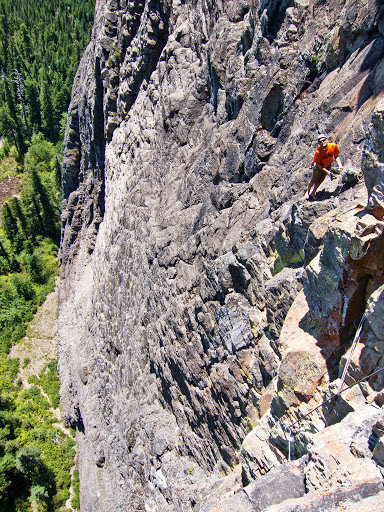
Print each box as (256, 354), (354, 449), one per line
(91, 56), (106, 216)
(339, 273), (370, 346)
(118, 0), (170, 117)
(259, 0), (295, 42)
(62, 108), (81, 200)
(207, 56), (221, 113)
(119, 0), (146, 63)
(357, 36), (384, 109)
(260, 84), (284, 134)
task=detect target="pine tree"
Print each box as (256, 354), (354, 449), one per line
(10, 197), (29, 237)
(2, 203), (18, 243)
(0, 104), (18, 148)
(40, 80), (54, 138)
(2, 76), (26, 155)
(17, 23), (32, 62)
(25, 79), (41, 133)
(30, 169), (58, 238)
(0, 239), (9, 260)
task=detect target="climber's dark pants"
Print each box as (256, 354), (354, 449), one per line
(312, 165), (331, 186)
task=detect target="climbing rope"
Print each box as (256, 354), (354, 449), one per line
(286, 425), (292, 462)
(337, 313), (366, 394)
(285, 364), (384, 433)
(278, 364), (384, 461)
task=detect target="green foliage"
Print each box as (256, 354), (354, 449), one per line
(30, 169), (59, 239)
(0, 153), (21, 181)
(0, 257), (11, 276)
(1, 140), (62, 249)
(24, 134), (56, 174)
(0, 140), (11, 159)
(29, 485), (49, 511)
(0, 182), (64, 511)
(0, 358), (76, 511)
(0, 2), (88, 509)
(16, 163), (61, 243)
(15, 445), (42, 477)
(0, 274), (36, 353)
(29, 361), (61, 410)
(71, 466), (80, 510)
(0, 0), (95, 149)
(1, 204), (19, 248)
(10, 198), (28, 237)
(26, 252), (44, 283)
(0, 453), (18, 502)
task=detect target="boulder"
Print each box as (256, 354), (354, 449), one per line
(273, 290), (328, 410)
(304, 208), (384, 352)
(365, 283), (384, 340)
(264, 267), (303, 341)
(305, 406), (383, 493)
(240, 414), (283, 483)
(362, 97), (384, 219)
(243, 463), (305, 512)
(262, 484), (384, 511)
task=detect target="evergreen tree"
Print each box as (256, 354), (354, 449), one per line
(10, 197), (29, 237)
(30, 169), (58, 238)
(2, 202), (25, 253)
(2, 203), (18, 243)
(27, 251), (44, 283)
(0, 240), (9, 261)
(2, 76), (26, 155)
(25, 79), (41, 133)
(40, 80), (54, 138)
(17, 23), (32, 62)
(0, 105), (18, 148)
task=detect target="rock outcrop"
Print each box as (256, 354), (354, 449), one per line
(59, 1), (384, 510)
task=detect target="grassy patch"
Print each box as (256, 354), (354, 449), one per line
(0, 155), (22, 181)
(269, 248), (305, 276)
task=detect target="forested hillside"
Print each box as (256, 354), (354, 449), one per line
(0, 1), (94, 510)
(0, 0), (94, 153)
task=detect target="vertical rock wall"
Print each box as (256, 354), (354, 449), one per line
(59, 1), (384, 510)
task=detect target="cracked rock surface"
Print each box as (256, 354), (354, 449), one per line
(59, 1), (384, 510)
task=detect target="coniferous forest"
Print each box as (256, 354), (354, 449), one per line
(0, 0), (94, 148)
(0, 1), (94, 510)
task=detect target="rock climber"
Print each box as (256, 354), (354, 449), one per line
(306, 134), (343, 199)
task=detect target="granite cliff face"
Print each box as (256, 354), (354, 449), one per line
(59, 1), (384, 510)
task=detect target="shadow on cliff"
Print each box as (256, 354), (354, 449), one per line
(357, 2), (384, 110)
(298, 312), (342, 380)
(121, 2), (170, 116)
(258, 0), (295, 41)
(311, 178), (359, 202)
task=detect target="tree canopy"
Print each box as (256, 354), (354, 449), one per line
(0, 0), (95, 152)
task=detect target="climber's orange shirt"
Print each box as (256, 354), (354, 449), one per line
(313, 143), (340, 168)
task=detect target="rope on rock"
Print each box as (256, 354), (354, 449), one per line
(279, 364), (384, 462)
(285, 364), (384, 433)
(337, 313), (366, 394)
(286, 426), (292, 462)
